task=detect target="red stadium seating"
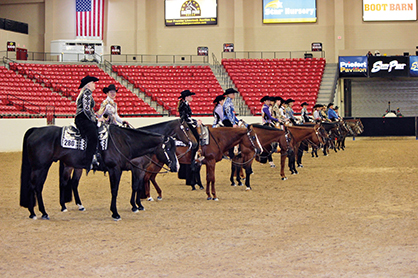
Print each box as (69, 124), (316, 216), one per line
(5, 63), (157, 117)
(112, 65), (223, 115)
(222, 58), (325, 114)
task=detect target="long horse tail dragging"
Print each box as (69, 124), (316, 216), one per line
(20, 128), (36, 208)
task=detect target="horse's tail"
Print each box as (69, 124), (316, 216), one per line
(20, 128), (35, 208)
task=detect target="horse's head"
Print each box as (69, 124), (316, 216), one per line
(246, 125), (263, 155)
(354, 119), (364, 135)
(313, 124), (326, 147)
(179, 120), (198, 149)
(158, 136), (179, 173)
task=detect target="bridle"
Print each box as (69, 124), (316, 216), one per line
(176, 121), (194, 159)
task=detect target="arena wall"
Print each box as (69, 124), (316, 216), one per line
(0, 116), (259, 152)
(2, 0), (418, 63)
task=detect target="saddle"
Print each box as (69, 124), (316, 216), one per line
(61, 124), (109, 151)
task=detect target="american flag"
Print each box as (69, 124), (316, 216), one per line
(76, 0), (105, 39)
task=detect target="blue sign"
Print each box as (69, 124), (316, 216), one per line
(263, 0), (316, 23)
(409, 56), (418, 77)
(339, 56), (368, 77)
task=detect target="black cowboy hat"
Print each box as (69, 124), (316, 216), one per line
(223, 88), (238, 96)
(334, 106), (339, 110)
(274, 96), (284, 102)
(327, 102), (334, 108)
(301, 102), (308, 107)
(78, 75), (99, 89)
(313, 104), (322, 109)
(178, 89), (196, 99)
(213, 95), (225, 104)
(260, 95), (270, 102)
(285, 98), (295, 104)
(103, 84), (118, 94)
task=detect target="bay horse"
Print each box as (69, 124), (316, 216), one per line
(231, 124), (288, 188)
(59, 119), (197, 212)
(134, 125), (263, 202)
(20, 125), (178, 220)
(336, 119), (364, 150)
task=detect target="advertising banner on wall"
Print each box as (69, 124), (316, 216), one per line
(223, 43), (234, 52)
(368, 56), (409, 77)
(197, 46), (208, 56)
(7, 41), (16, 52)
(363, 0), (417, 21)
(111, 45), (121, 55)
(339, 56), (368, 77)
(165, 0), (217, 26)
(409, 56), (418, 76)
(263, 0), (316, 23)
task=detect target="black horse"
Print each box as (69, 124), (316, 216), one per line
(20, 124), (178, 220)
(59, 119), (197, 212)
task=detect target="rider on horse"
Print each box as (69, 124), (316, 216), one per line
(74, 75), (100, 171)
(261, 95), (278, 127)
(212, 95), (225, 128)
(97, 84), (129, 127)
(222, 88), (239, 127)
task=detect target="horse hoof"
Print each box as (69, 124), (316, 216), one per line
(281, 177), (288, 181)
(230, 183), (236, 186)
(207, 197), (212, 200)
(61, 208), (68, 212)
(199, 186), (204, 190)
(157, 197), (162, 201)
(113, 216), (122, 221)
(245, 187), (251, 191)
(238, 182), (243, 186)
(297, 165), (303, 168)
(138, 207), (145, 211)
(41, 215), (50, 220)
(191, 187), (196, 191)
(213, 198), (219, 201)
(29, 214), (37, 220)
(77, 204), (85, 211)
(147, 197), (154, 202)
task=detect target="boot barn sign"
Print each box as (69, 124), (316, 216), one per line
(363, 0), (417, 21)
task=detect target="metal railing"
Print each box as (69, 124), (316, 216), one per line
(220, 50), (325, 60)
(5, 94), (42, 115)
(102, 53), (209, 64)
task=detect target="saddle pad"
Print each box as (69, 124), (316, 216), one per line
(61, 124), (109, 151)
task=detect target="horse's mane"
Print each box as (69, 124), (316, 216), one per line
(110, 125), (163, 137)
(140, 119), (179, 130)
(251, 124), (278, 131)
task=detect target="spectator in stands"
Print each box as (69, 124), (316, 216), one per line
(178, 89), (201, 170)
(261, 95), (278, 127)
(313, 104), (322, 122)
(327, 103), (340, 121)
(97, 84), (128, 127)
(212, 95), (225, 127)
(285, 98), (297, 124)
(222, 88), (239, 127)
(75, 75), (100, 171)
(300, 102), (310, 123)
(367, 51), (373, 57)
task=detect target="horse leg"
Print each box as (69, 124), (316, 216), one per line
(205, 161), (217, 200)
(130, 171), (139, 212)
(236, 165), (243, 186)
(194, 166), (204, 190)
(230, 162), (236, 186)
(59, 163), (72, 212)
(71, 169), (84, 211)
(108, 167), (123, 220)
(297, 147), (304, 168)
(150, 174), (163, 200)
(244, 162), (254, 190)
(280, 152), (287, 181)
(32, 167), (51, 220)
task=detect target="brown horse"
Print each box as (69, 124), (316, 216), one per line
(141, 125), (262, 202)
(231, 124), (288, 188)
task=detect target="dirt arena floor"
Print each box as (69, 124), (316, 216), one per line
(0, 137), (417, 277)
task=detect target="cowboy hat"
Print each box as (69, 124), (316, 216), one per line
(285, 98), (295, 104)
(274, 96), (284, 102)
(78, 75), (99, 89)
(313, 104), (322, 109)
(301, 102), (308, 107)
(223, 88), (238, 96)
(213, 95), (225, 104)
(260, 95), (271, 102)
(327, 102), (334, 108)
(103, 84), (118, 94)
(178, 89), (196, 99)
